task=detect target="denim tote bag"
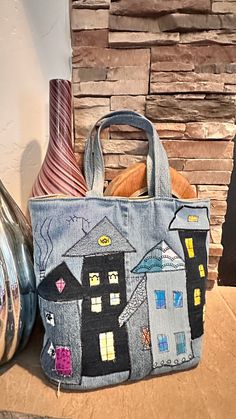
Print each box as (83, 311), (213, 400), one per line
(29, 110), (210, 391)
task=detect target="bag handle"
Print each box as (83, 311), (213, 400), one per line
(84, 110), (171, 198)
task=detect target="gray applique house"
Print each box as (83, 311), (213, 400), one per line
(119, 240), (194, 369)
(37, 261), (84, 378)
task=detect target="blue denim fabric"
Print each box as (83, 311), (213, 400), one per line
(85, 111), (171, 198)
(29, 109), (210, 390)
(29, 195), (210, 390)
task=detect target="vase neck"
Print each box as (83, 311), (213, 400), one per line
(49, 79), (72, 149)
(31, 79), (88, 198)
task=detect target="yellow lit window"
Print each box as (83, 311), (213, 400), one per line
(91, 297), (102, 313)
(188, 215), (199, 223)
(89, 272), (100, 286)
(108, 271), (119, 284)
(203, 304), (206, 322)
(199, 264), (205, 278)
(110, 293), (120, 306)
(99, 332), (115, 361)
(185, 238), (195, 258)
(194, 288), (201, 306)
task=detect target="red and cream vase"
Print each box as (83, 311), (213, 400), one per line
(32, 79), (87, 197)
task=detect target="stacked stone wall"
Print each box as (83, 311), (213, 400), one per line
(71, 0), (236, 285)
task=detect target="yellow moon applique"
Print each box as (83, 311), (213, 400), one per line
(98, 235), (112, 247)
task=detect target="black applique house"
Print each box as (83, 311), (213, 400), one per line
(64, 216), (136, 377)
(169, 206), (209, 339)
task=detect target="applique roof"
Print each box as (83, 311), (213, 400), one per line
(169, 205), (210, 231)
(38, 262), (83, 301)
(132, 240), (185, 273)
(118, 278), (147, 327)
(63, 217), (135, 257)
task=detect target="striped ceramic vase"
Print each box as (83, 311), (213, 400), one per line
(32, 79), (87, 197)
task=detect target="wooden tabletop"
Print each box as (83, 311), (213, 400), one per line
(0, 285), (236, 419)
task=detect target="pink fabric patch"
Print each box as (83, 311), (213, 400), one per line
(55, 278), (66, 293)
(55, 346), (72, 376)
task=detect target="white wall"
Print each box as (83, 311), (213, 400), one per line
(0, 0), (71, 213)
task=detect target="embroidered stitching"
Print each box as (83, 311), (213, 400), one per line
(34, 218), (53, 281)
(132, 240), (185, 273)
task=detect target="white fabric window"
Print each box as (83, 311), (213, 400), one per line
(110, 293), (120, 306)
(91, 296), (102, 312)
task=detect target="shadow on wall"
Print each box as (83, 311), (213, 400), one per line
(18, 0), (71, 213)
(218, 137), (236, 287)
(20, 140), (42, 212)
(22, 0), (71, 83)
(19, 89), (45, 213)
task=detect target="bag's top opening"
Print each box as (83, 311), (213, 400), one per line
(28, 194), (208, 203)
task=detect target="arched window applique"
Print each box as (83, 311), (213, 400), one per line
(155, 290), (166, 309)
(99, 332), (116, 361)
(91, 296), (102, 313)
(89, 272), (100, 286)
(194, 288), (201, 306)
(108, 271), (119, 284)
(185, 238), (195, 258)
(157, 334), (169, 352)
(173, 291), (183, 308)
(198, 264), (205, 278)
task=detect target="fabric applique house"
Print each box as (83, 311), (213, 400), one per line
(37, 206), (209, 383)
(63, 216), (136, 377)
(37, 261), (83, 377)
(119, 240), (193, 369)
(169, 205), (209, 339)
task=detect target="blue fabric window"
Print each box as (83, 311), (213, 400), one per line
(155, 290), (166, 309)
(157, 334), (169, 352)
(175, 332), (186, 355)
(173, 291), (183, 308)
